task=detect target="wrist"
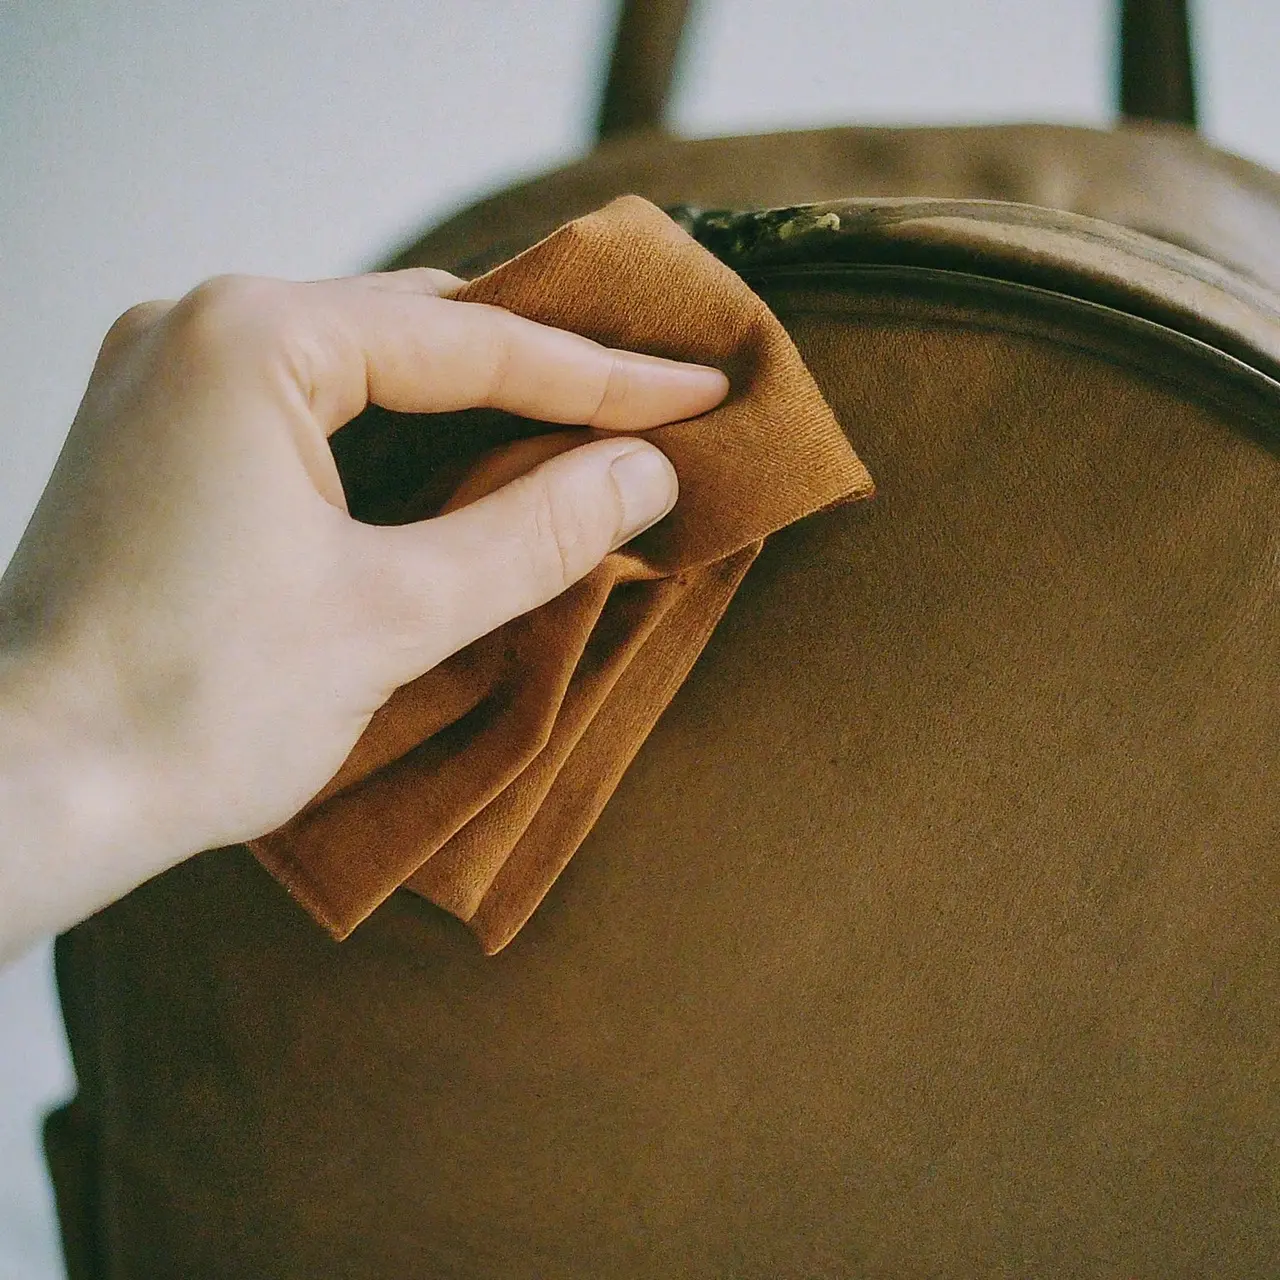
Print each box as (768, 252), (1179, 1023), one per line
(0, 641), (162, 961)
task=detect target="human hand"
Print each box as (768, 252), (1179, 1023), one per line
(0, 269), (727, 955)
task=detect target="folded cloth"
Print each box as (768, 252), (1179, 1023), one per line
(247, 194), (874, 954)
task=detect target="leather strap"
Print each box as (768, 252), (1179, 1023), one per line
(1119, 0), (1197, 128)
(597, 0), (1198, 143)
(596, 0), (694, 141)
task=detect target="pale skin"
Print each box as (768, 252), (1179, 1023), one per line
(0, 268), (729, 965)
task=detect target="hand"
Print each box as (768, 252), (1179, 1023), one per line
(0, 268), (728, 958)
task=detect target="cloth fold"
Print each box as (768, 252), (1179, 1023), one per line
(247, 195), (874, 954)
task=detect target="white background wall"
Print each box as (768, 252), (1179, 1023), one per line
(1, 0), (1276, 1273)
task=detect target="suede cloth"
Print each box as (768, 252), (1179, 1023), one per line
(247, 195), (874, 954)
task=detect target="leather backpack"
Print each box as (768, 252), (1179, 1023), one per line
(47, 2), (1279, 1275)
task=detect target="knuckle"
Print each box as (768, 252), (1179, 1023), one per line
(182, 272), (273, 318)
(399, 266), (466, 297)
(471, 305), (517, 406)
(105, 300), (170, 345)
(187, 272), (277, 309)
(587, 351), (623, 426)
(169, 273), (293, 359)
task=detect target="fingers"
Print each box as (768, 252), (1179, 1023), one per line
(367, 435), (678, 674)
(142, 269), (728, 440)
(298, 276), (730, 437)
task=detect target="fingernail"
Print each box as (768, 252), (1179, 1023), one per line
(609, 444), (678, 548)
(636, 355), (730, 394)
(659, 358), (726, 380)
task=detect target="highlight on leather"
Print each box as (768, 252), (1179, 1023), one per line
(247, 195), (875, 954)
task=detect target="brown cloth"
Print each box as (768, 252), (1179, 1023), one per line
(247, 196), (875, 954)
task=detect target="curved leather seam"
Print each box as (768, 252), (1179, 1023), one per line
(673, 200), (1280, 378)
(679, 199), (1279, 306)
(752, 264), (1280, 456)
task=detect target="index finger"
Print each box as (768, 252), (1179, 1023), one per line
(300, 276), (730, 437)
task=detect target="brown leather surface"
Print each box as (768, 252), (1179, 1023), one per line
(49, 259), (1280, 1275)
(383, 123), (1280, 292)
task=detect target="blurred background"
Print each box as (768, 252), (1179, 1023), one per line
(1, 0), (1277, 1273)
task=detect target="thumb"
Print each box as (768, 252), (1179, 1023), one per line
(372, 433), (678, 675)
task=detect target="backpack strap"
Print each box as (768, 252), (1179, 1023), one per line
(596, 0), (693, 142)
(1119, 0), (1197, 128)
(597, 0), (1197, 144)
